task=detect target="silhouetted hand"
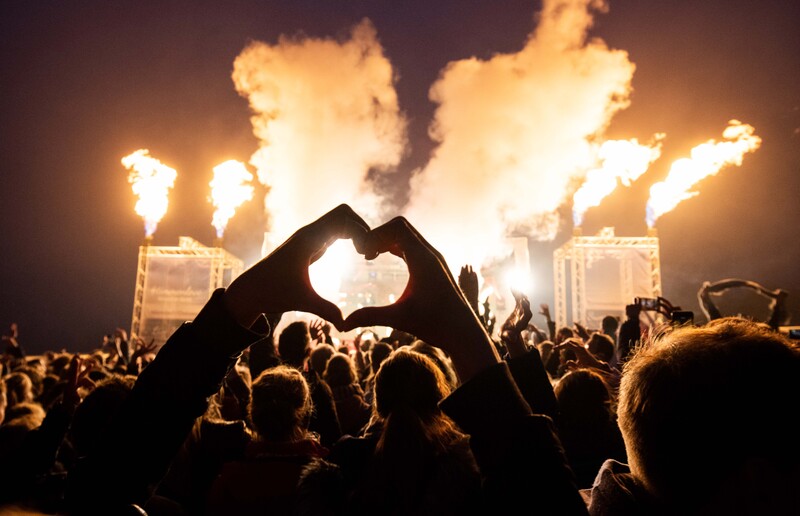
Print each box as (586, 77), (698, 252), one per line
(63, 355), (95, 411)
(458, 265), (480, 315)
(527, 323), (547, 343)
(341, 216), (500, 382)
(501, 289), (533, 358)
(224, 204), (370, 330)
(482, 296), (497, 334)
(554, 338), (604, 371)
(539, 303), (552, 322)
(573, 321), (590, 341)
(131, 338), (158, 363)
(309, 319), (326, 343)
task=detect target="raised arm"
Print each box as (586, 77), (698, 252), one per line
(341, 216), (500, 383)
(67, 204), (370, 513)
(341, 216), (586, 513)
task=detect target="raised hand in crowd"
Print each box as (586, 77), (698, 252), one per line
(63, 355), (96, 413)
(458, 264), (481, 315)
(308, 318), (327, 344)
(573, 320), (591, 341)
(500, 289), (533, 358)
(527, 322), (548, 344)
(342, 217), (500, 383)
(66, 204), (371, 513)
(539, 302), (556, 341)
(554, 337), (613, 376)
(224, 204), (371, 330)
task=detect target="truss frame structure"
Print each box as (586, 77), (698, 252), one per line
(553, 230), (662, 329)
(130, 237), (244, 345)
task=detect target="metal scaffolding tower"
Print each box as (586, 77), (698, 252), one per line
(130, 237), (244, 349)
(553, 228), (661, 330)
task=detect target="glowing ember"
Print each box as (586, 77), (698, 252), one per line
(210, 160), (255, 238)
(572, 136), (664, 226)
(646, 120), (761, 227)
(121, 149), (178, 237)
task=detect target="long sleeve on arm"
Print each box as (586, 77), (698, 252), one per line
(66, 289), (261, 514)
(506, 347), (560, 422)
(440, 362), (588, 515)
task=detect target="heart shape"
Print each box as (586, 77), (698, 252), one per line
(308, 238), (409, 322)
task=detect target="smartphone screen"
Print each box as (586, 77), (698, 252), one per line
(638, 297), (658, 311)
(671, 310), (694, 326)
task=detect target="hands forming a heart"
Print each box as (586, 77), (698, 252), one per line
(223, 204), (500, 383)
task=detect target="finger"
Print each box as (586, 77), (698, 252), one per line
(371, 219), (465, 307)
(341, 304), (405, 333)
(68, 355), (81, 386)
(301, 292), (344, 329)
(305, 204), (371, 260)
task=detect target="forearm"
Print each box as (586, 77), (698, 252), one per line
(438, 312), (501, 384)
(67, 289), (261, 512)
(507, 348), (559, 421)
(441, 362), (586, 514)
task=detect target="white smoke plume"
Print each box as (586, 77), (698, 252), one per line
(405, 0), (636, 270)
(232, 19), (407, 245)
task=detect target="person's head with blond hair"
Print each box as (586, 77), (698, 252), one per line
(249, 365), (312, 442)
(617, 317), (800, 512)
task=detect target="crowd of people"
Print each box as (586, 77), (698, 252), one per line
(1, 204), (798, 515)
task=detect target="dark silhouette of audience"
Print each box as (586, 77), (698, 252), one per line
(277, 321), (342, 448)
(206, 365), (327, 514)
(1, 204), (797, 516)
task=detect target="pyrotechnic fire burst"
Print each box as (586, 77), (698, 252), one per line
(572, 136), (664, 227)
(645, 120), (761, 227)
(209, 160), (255, 239)
(122, 149), (178, 237)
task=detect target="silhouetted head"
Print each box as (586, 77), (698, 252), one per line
(309, 343), (336, 376)
(408, 340), (459, 390)
(374, 349), (451, 421)
(587, 332), (615, 363)
(554, 368), (615, 425)
(556, 326), (575, 344)
(68, 375), (135, 456)
(278, 321), (312, 369)
(323, 353), (359, 389)
(249, 365), (312, 442)
(602, 315), (619, 336)
(618, 317), (800, 511)
(369, 342), (393, 375)
(2, 372), (33, 408)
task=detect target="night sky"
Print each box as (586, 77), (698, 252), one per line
(2, 0), (799, 354)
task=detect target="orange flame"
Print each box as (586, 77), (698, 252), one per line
(572, 136), (664, 226)
(209, 160), (254, 238)
(121, 149), (177, 237)
(646, 120), (761, 227)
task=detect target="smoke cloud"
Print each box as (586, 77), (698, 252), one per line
(404, 0), (636, 270)
(232, 19), (407, 245)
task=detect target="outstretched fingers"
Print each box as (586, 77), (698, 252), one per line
(305, 204), (371, 264)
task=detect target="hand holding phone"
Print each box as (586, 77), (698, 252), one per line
(636, 297), (658, 311)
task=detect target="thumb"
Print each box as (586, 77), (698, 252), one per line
(303, 293), (344, 330)
(340, 304), (403, 333)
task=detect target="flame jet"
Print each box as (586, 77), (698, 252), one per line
(122, 149), (178, 237)
(209, 160), (254, 239)
(646, 120), (761, 227)
(572, 136), (664, 227)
